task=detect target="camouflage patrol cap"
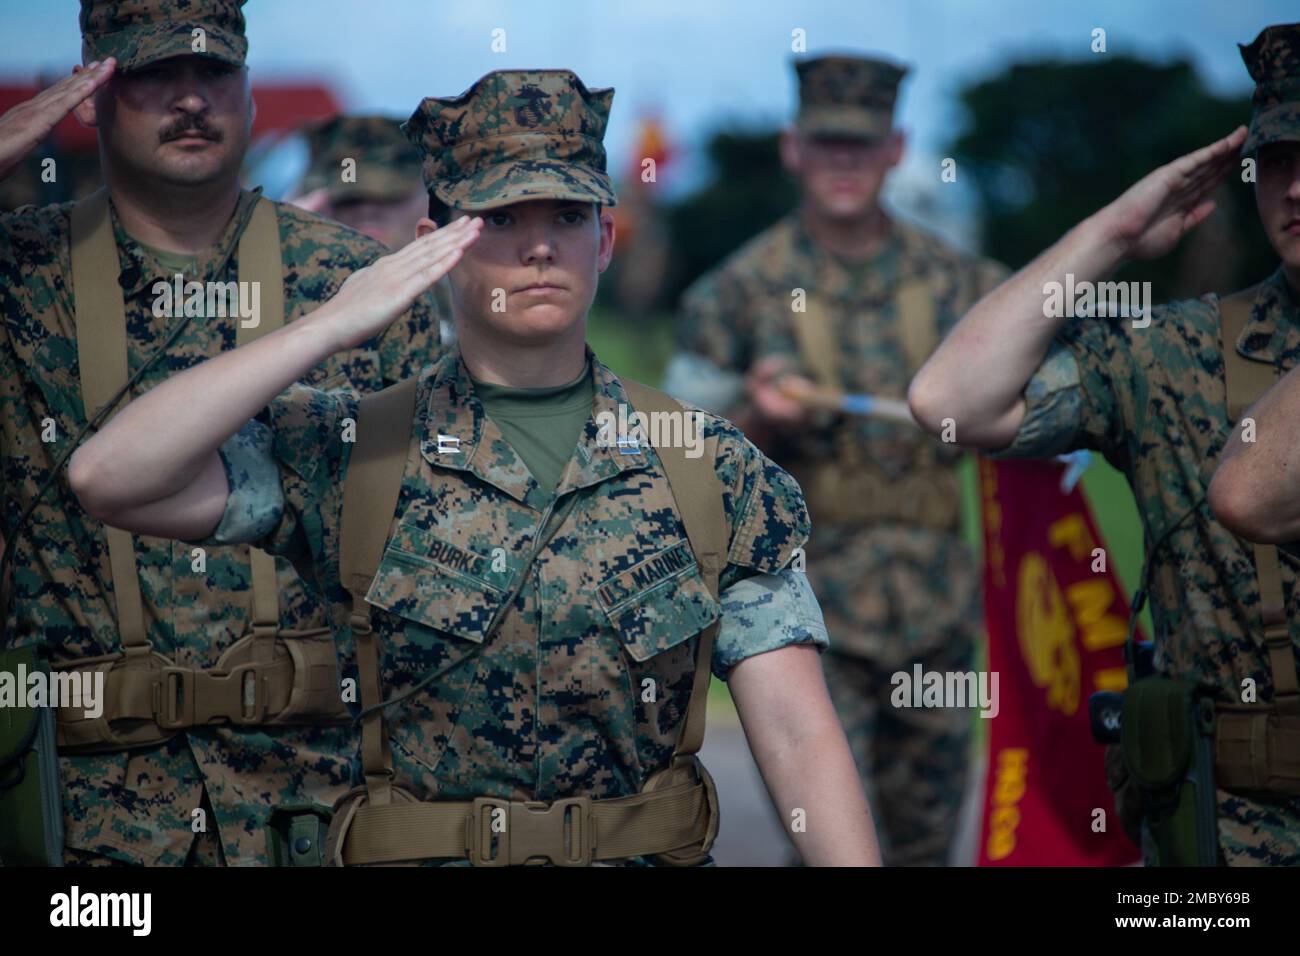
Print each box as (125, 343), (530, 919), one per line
(80, 0), (248, 72)
(795, 53), (908, 141)
(402, 69), (617, 212)
(1240, 23), (1300, 154)
(299, 115), (423, 204)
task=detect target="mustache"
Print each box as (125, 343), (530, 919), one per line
(159, 116), (222, 144)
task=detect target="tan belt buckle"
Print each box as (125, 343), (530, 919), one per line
(514, 797), (592, 867)
(158, 667), (196, 730)
(467, 796), (593, 866)
(226, 662), (269, 726)
(468, 797), (511, 867)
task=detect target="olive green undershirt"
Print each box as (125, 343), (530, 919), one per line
(470, 358), (595, 498)
(139, 241), (198, 277)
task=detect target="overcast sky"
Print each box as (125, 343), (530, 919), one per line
(1, 0), (1291, 239)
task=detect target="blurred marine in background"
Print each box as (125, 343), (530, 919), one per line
(288, 113), (453, 340)
(662, 53), (1006, 865)
(290, 114), (428, 252)
(0, 0), (442, 866)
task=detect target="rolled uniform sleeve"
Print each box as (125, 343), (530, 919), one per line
(664, 269), (754, 416)
(712, 567), (829, 680)
(188, 383), (355, 566)
(698, 408), (819, 672)
(194, 418), (285, 546)
(986, 314), (1138, 469)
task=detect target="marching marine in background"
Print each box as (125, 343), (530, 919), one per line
(288, 113), (454, 341)
(910, 23), (1300, 865)
(68, 68), (881, 866)
(663, 53), (1006, 865)
(289, 114), (429, 253)
(0, 0), (442, 866)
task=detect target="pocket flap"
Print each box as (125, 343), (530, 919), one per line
(365, 523), (515, 645)
(597, 541), (721, 662)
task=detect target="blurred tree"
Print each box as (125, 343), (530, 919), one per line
(657, 129), (798, 308)
(950, 56), (1272, 300)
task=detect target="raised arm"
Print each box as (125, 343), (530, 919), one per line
(0, 59), (116, 182)
(908, 127), (1247, 449)
(68, 217), (482, 538)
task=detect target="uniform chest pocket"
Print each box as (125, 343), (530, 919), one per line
(364, 523), (515, 649)
(596, 540), (722, 661)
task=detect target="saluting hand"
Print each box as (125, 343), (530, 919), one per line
(313, 215), (483, 352)
(1099, 125), (1248, 262)
(0, 59), (116, 183)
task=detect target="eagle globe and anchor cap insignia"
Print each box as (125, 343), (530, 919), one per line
(401, 69), (619, 212)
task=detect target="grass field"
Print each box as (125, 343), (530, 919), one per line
(585, 308), (1152, 719)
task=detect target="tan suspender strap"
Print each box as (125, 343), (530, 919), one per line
(896, 278), (938, 377)
(234, 197), (286, 653)
(339, 377), (420, 805)
(1220, 284), (1271, 422)
(622, 380), (728, 761)
(234, 198), (285, 346)
(61, 192), (349, 749)
(790, 294), (840, 389)
(1253, 543), (1300, 715)
(339, 378), (419, 610)
(72, 193), (289, 653)
(354, 605), (393, 805)
(1220, 284), (1300, 717)
(71, 189), (149, 652)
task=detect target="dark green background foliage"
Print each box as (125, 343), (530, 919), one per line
(949, 56), (1272, 297)
(659, 129), (799, 306)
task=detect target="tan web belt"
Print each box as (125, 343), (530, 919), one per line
(59, 189), (346, 752)
(1212, 546), (1300, 796)
(792, 461), (960, 531)
(54, 624), (346, 752)
(1215, 706), (1300, 795)
(331, 769), (716, 867)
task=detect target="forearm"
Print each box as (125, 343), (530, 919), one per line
(1209, 362), (1300, 542)
(910, 212), (1127, 447)
(70, 311), (339, 514)
(757, 709), (879, 866)
(731, 645), (880, 866)
(70, 216), (480, 520)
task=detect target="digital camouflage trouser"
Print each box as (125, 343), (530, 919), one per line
(806, 524), (979, 866)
